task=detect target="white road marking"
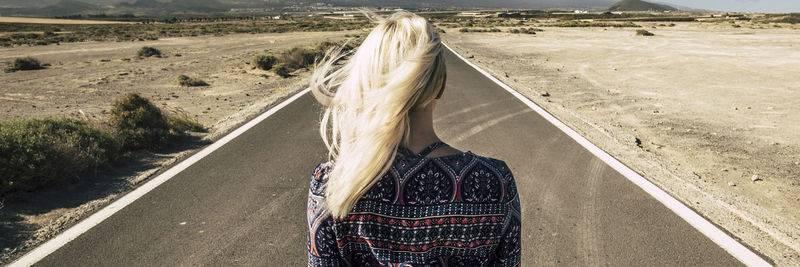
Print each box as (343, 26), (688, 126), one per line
(450, 109), (531, 143)
(9, 88), (312, 267)
(442, 43), (771, 267)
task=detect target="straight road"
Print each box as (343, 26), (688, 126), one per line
(28, 49), (746, 266)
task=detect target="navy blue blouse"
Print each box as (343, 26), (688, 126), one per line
(307, 141), (521, 266)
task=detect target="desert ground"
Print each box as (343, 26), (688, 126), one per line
(0, 30), (361, 263)
(442, 21), (800, 265)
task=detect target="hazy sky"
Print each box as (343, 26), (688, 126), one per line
(654, 0), (800, 12)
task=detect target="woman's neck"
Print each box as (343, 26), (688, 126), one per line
(406, 103), (440, 153)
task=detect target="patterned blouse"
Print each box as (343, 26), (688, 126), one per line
(307, 141), (522, 266)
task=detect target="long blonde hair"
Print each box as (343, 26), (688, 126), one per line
(310, 11), (447, 219)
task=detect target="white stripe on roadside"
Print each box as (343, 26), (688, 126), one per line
(9, 88), (312, 267)
(442, 42), (771, 267)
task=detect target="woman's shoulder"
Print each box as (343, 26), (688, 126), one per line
(433, 151), (513, 178)
(472, 154), (513, 177)
(309, 161), (334, 196)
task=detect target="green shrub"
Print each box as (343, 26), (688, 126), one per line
(176, 74), (208, 87)
(110, 93), (171, 150)
(252, 54), (277, 70)
(6, 57), (44, 72)
(137, 46), (161, 57)
(167, 116), (205, 134)
(274, 64), (291, 78)
(0, 118), (120, 196)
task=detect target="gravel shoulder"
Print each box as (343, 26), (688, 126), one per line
(442, 23), (800, 265)
(0, 30), (362, 264)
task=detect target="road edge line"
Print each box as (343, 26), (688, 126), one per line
(9, 88), (312, 267)
(442, 42), (770, 267)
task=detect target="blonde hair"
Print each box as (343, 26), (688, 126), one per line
(310, 11), (446, 219)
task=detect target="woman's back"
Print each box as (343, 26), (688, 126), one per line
(307, 141), (521, 266)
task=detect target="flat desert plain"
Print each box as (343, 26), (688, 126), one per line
(0, 30), (357, 263)
(443, 22), (800, 264)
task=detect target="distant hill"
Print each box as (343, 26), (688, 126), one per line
(0, 0), (104, 17)
(0, 0), (629, 17)
(118, 0), (229, 13)
(609, 0), (677, 12)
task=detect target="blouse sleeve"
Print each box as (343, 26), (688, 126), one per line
(307, 163), (344, 266)
(493, 163), (522, 266)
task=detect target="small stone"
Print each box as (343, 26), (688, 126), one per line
(541, 92), (550, 97)
(751, 175), (762, 182)
(728, 182), (736, 186)
(179, 222), (187, 225)
(733, 107), (738, 110)
(721, 168), (728, 172)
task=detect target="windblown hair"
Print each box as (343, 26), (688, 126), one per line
(310, 11), (446, 219)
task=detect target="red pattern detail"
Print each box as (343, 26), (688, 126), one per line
(337, 236), (500, 252)
(336, 214), (504, 227)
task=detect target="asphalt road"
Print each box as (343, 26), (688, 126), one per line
(33, 49), (743, 266)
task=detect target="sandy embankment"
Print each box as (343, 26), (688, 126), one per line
(442, 23), (799, 265)
(0, 30), (362, 263)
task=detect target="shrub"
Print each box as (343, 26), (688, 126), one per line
(110, 93), (171, 150)
(252, 54), (277, 70)
(137, 46), (161, 57)
(636, 30), (655, 36)
(0, 118), (120, 196)
(274, 64), (291, 78)
(277, 47), (323, 71)
(167, 116), (205, 134)
(6, 57), (43, 72)
(176, 75), (208, 87)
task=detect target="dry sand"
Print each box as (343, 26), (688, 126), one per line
(442, 22), (800, 265)
(0, 30), (363, 263)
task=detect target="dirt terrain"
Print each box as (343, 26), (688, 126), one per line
(442, 22), (800, 265)
(0, 30), (360, 263)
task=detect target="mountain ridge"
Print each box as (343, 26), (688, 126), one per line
(609, 0), (677, 12)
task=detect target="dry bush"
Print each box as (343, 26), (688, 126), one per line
(137, 46), (161, 58)
(176, 75), (208, 87)
(166, 116), (205, 134)
(5, 57), (44, 72)
(273, 64), (291, 78)
(252, 55), (277, 71)
(636, 29), (655, 36)
(0, 118), (120, 197)
(110, 93), (171, 150)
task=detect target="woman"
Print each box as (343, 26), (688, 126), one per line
(307, 11), (521, 266)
